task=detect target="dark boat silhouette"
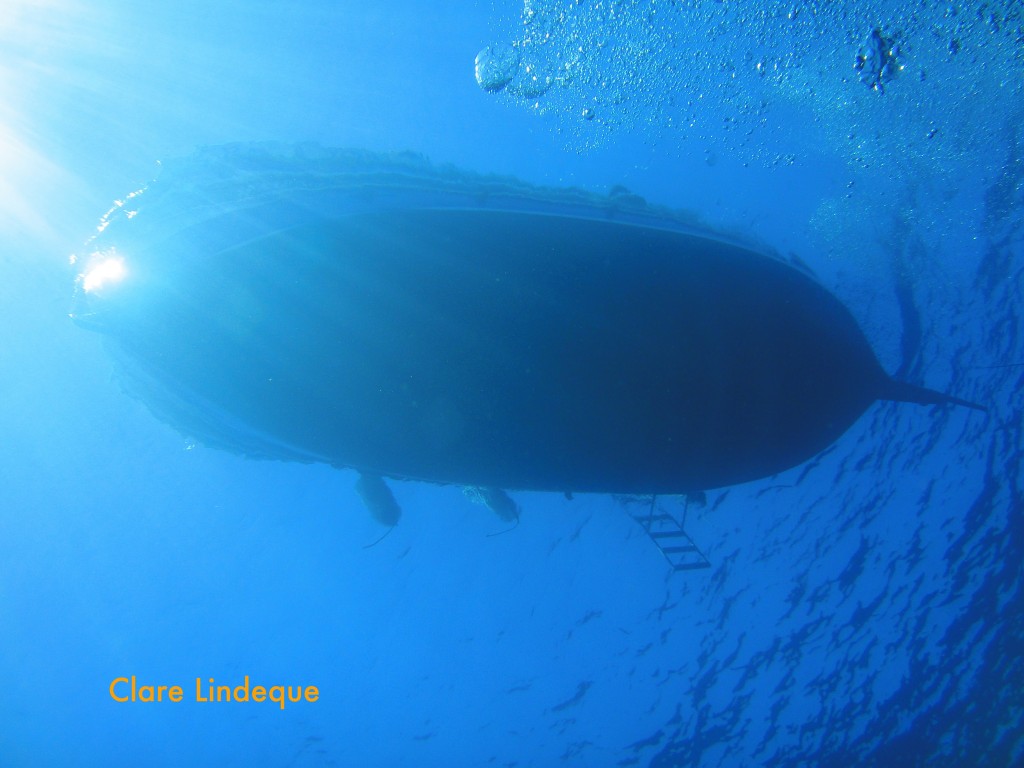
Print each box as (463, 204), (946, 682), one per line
(71, 144), (981, 509)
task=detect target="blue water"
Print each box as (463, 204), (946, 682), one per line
(2, 1), (1021, 766)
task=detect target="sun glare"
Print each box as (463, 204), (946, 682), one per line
(0, 0), (95, 247)
(80, 251), (127, 293)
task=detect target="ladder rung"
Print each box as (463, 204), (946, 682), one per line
(636, 514), (676, 523)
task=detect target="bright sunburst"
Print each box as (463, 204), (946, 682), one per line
(0, 0), (97, 247)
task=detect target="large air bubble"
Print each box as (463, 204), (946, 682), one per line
(475, 43), (520, 93)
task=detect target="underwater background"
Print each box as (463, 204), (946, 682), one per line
(1, 1), (1021, 766)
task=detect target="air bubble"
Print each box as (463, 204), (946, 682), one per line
(475, 44), (521, 93)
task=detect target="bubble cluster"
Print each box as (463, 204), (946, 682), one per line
(854, 27), (902, 92)
(474, 0), (1023, 184)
